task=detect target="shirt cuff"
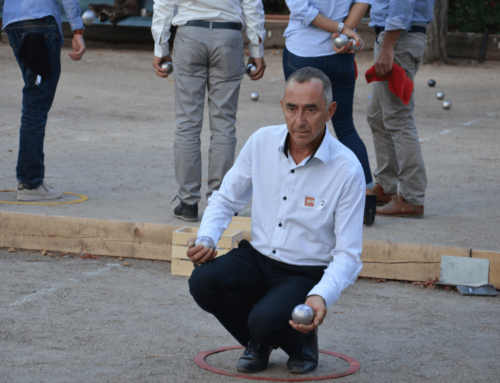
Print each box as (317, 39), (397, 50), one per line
(249, 43), (264, 58)
(307, 284), (338, 308)
(384, 16), (409, 31)
(155, 43), (170, 58)
(70, 20), (84, 31)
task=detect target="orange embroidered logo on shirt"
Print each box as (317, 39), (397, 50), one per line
(305, 197), (315, 207)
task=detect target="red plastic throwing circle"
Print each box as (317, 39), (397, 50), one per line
(194, 346), (360, 381)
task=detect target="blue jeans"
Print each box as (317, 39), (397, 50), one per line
(283, 47), (373, 188)
(5, 17), (62, 189)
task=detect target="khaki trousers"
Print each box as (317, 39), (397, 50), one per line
(366, 31), (427, 206)
(172, 26), (245, 205)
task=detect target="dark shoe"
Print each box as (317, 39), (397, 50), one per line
(236, 339), (273, 373)
(286, 328), (318, 374)
(173, 202), (198, 222)
(364, 194), (377, 226)
(376, 193), (424, 218)
(367, 183), (396, 206)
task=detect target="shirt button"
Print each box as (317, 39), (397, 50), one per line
(279, 223), (282, 227)
(272, 250), (276, 254)
(283, 196), (287, 200)
(291, 169), (295, 173)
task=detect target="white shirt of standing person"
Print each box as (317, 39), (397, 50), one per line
(151, 0), (266, 59)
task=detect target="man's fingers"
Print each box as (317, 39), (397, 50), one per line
(289, 320), (317, 334)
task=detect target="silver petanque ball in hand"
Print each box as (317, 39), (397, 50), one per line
(246, 63), (257, 76)
(442, 101), (451, 110)
(348, 39), (360, 52)
(82, 10), (96, 26)
(250, 92), (259, 101)
(333, 34), (349, 49)
(160, 61), (173, 74)
(436, 92), (445, 100)
(291, 304), (314, 325)
(194, 236), (216, 250)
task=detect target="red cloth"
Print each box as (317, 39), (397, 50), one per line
(354, 59), (358, 80)
(365, 63), (413, 105)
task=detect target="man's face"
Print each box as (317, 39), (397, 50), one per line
(281, 79), (336, 149)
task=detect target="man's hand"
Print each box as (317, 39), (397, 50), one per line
(69, 34), (86, 61)
(375, 46), (394, 77)
(289, 295), (327, 334)
(186, 236), (218, 265)
(248, 57), (266, 81)
(153, 55), (172, 78)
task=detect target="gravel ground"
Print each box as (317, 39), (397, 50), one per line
(1, 248), (499, 382)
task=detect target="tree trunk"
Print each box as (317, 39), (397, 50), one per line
(423, 0), (448, 64)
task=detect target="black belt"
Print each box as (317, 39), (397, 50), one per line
(185, 20), (242, 31)
(374, 25), (426, 35)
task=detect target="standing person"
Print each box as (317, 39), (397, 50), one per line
(366, 0), (435, 218)
(187, 68), (365, 374)
(2, 0), (86, 200)
(152, 0), (266, 222)
(282, 1), (374, 193)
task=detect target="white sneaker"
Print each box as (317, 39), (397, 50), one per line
(17, 182), (63, 201)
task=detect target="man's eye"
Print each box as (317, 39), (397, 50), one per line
(308, 108), (316, 113)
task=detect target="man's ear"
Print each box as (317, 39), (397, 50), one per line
(327, 101), (337, 121)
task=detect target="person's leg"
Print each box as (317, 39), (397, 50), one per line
(205, 29), (245, 199)
(172, 26), (209, 205)
(247, 259), (326, 356)
(366, 34), (400, 195)
(323, 53), (374, 189)
(189, 241), (267, 347)
(5, 17), (62, 189)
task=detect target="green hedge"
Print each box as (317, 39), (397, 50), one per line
(449, 0), (500, 33)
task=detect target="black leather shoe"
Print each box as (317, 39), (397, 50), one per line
(286, 328), (318, 374)
(236, 339), (273, 373)
(173, 202), (198, 222)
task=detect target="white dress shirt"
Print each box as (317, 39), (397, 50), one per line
(284, 0), (372, 57)
(152, 0), (265, 58)
(198, 124), (365, 307)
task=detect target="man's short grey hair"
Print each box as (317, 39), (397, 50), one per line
(282, 67), (333, 106)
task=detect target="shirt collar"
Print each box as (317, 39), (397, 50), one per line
(279, 124), (331, 164)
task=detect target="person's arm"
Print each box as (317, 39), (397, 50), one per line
(186, 133), (255, 264)
(333, 1), (371, 54)
(151, 0), (176, 78)
(242, 0), (266, 80)
(291, 167), (365, 334)
(60, 0), (86, 60)
(374, 29), (401, 77)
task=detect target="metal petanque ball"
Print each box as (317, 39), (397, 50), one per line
(250, 92), (259, 101)
(428, 79), (436, 87)
(333, 34), (349, 49)
(160, 61), (173, 74)
(442, 101), (451, 110)
(246, 63), (257, 76)
(348, 39), (360, 52)
(82, 10), (96, 26)
(436, 92), (445, 100)
(292, 304), (314, 325)
(194, 236), (215, 250)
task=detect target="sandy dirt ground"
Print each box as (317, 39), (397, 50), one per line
(1, 248), (499, 383)
(1, 39), (500, 383)
(1, 41), (499, 251)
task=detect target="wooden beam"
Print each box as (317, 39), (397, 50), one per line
(471, 250), (500, 289)
(0, 211), (182, 261)
(360, 240), (471, 282)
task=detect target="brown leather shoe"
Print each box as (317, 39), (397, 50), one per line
(376, 194), (424, 218)
(367, 184), (396, 206)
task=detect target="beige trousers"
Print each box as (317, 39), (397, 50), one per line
(172, 26), (245, 205)
(366, 31), (427, 206)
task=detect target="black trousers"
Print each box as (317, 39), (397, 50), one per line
(189, 240), (326, 356)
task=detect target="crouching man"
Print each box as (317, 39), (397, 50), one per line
(187, 67), (365, 374)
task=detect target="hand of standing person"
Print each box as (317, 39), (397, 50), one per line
(375, 30), (402, 77)
(248, 57), (266, 80)
(153, 55), (172, 78)
(69, 34), (86, 61)
(289, 295), (327, 334)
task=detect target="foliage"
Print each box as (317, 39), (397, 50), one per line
(448, 0), (500, 33)
(262, 0), (290, 15)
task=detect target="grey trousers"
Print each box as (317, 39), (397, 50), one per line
(366, 31), (427, 206)
(172, 25), (245, 205)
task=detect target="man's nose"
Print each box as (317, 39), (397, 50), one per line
(296, 109), (306, 125)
